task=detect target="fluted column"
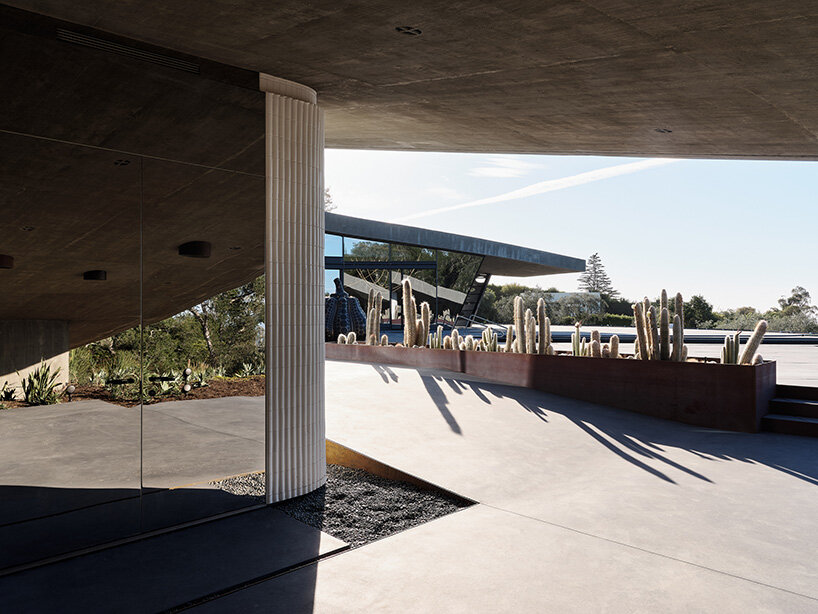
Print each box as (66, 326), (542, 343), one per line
(260, 73), (326, 503)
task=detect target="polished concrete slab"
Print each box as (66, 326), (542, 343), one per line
(201, 361), (818, 612)
(0, 507), (346, 613)
(196, 505), (818, 614)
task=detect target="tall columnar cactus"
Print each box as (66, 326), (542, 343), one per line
(481, 328), (498, 352)
(504, 325), (514, 352)
(347, 331), (356, 344)
(610, 334), (620, 359)
(513, 296), (525, 353)
(537, 298), (549, 354)
(739, 320), (768, 365)
(381, 334), (389, 346)
(402, 279), (415, 347)
(672, 314), (683, 362)
(660, 288), (668, 312)
(451, 329), (460, 350)
(464, 335), (475, 351)
(591, 329), (600, 345)
(337, 333), (348, 344)
(430, 325), (444, 349)
(571, 322), (582, 356)
(675, 292), (684, 330)
(632, 303), (649, 360)
(648, 306), (660, 360)
(420, 302), (431, 348)
(443, 335), (453, 350)
(660, 307), (670, 360)
(524, 309), (535, 354)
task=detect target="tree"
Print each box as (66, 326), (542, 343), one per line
(683, 295), (715, 329)
(324, 187), (336, 212)
(577, 253), (617, 297)
(777, 286), (816, 316)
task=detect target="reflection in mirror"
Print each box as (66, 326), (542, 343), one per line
(343, 238), (389, 261)
(140, 158), (265, 530)
(0, 132), (141, 570)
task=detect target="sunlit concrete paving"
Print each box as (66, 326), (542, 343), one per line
(199, 360), (818, 612)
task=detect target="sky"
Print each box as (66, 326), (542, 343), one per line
(325, 150), (818, 311)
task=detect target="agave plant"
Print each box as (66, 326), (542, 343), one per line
(1, 381), (16, 402)
(18, 363), (61, 406)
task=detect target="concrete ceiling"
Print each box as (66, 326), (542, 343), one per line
(4, 0), (817, 159)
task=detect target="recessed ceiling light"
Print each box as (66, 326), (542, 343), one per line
(114, 159), (131, 166)
(0, 255), (13, 269)
(83, 270), (107, 280)
(178, 241), (212, 258)
(395, 26), (422, 36)
(654, 128), (673, 134)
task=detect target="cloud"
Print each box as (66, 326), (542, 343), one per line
(468, 156), (542, 178)
(396, 158), (680, 222)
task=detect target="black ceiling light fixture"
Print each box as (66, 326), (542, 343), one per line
(178, 240), (212, 258)
(654, 128), (673, 133)
(83, 269), (107, 280)
(395, 26), (422, 36)
(0, 255), (14, 269)
(114, 159), (131, 166)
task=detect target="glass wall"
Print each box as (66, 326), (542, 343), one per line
(325, 234), (483, 328)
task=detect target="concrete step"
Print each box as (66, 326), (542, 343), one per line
(775, 384), (818, 402)
(762, 414), (818, 438)
(768, 398), (818, 419)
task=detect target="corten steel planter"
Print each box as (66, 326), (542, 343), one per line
(326, 343), (777, 433)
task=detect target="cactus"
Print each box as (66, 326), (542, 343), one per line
(481, 328), (498, 352)
(465, 335), (475, 351)
(671, 314), (683, 361)
(337, 334), (347, 344)
(660, 307), (670, 360)
(402, 279), (415, 347)
(591, 329), (600, 345)
(546, 345), (555, 355)
(610, 334), (620, 359)
(602, 343), (611, 358)
(632, 303), (649, 361)
(537, 298), (548, 354)
(524, 309), (535, 354)
(513, 296), (525, 353)
(451, 329), (460, 350)
(571, 322), (582, 356)
(430, 325), (444, 349)
(347, 331), (356, 344)
(443, 335), (453, 350)
(682, 345), (688, 361)
(739, 320), (768, 365)
(421, 301), (431, 348)
(675, 292), (684, 330)
(752, 354), (763, 365)
(504, 325), (514, 352)
(381, 334), (389, 346)
(648, 306), (660, 360)
(591, 339), (601, 358)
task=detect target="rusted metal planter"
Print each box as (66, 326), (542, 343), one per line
(326, 343), (777, 433)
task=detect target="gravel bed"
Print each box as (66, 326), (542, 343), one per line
(211, 465), (472, 548)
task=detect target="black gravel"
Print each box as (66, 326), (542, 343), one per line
(211, 465), (472, 548)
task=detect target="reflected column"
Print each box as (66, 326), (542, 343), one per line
(261, 74), (326, 502)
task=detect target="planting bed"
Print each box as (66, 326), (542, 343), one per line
(212, 465), (472, 548)
(327, 343), (777, 432)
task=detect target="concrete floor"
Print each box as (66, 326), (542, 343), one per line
(2, 362), (817, 611)
(197, 361), (818, 612)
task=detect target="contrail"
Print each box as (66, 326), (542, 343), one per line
(395, 158), (680, 222)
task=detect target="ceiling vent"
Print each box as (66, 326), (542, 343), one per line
(56, 28), (200, 74)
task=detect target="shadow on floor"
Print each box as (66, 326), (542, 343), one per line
(0, 486), (332, 613)
(416, 373), (818, 487)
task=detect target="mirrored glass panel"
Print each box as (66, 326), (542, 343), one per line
(435, 251), (482, 323)
(0, 132), (141, 569)
(325, 233), (343, 257)
(390, 244), (435, 261)
(140, 158), (265, 531)
(343, 238), (388, 261)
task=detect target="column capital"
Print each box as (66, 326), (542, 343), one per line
(259, 73), (317, 104)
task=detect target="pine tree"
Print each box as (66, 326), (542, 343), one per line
(577, 253), (617, 297)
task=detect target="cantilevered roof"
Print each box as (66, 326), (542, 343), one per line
(326, 213), (584, 277)
(3, 1), (817, 160)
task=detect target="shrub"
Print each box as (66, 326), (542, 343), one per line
(19, 363), (61, 406)
(1, 381), (16, 402)
(581, 313), (635, 327)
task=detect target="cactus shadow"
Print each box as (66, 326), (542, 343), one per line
(419, 375), (462, 435)
(371, 364), (399, 383)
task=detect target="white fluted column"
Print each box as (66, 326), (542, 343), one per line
(260, 73), (326, 503)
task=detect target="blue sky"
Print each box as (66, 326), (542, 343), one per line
(325, 150), (817, 311)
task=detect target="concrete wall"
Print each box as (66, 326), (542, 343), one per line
(0, 320), (69, 396)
